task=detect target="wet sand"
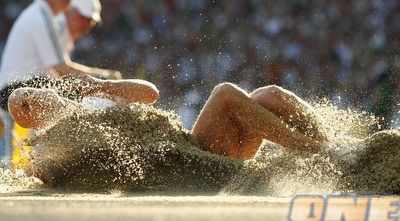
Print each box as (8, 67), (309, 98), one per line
(0, 192), (290, 221)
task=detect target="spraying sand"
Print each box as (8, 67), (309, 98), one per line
(2, 100), (400, 196)
(27, 104), (243, 193)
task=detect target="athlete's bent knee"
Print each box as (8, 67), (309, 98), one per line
(250, 85), (285, 102)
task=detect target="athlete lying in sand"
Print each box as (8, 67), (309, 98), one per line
(7, 75), (158, 128)
(7, 76), (328, 159)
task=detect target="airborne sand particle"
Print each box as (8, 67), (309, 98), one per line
(2, 100), (400, 196)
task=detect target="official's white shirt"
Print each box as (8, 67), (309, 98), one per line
(56, 13), (74, 56)
(0, 0), (68, 89)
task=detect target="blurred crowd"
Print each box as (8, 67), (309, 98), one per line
(2, 0), (400, 129)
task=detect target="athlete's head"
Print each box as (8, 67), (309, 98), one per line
(8, 88), (64, 130)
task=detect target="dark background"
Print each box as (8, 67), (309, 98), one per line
(2, 0), (400, 129)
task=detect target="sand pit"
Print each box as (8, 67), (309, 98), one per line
(344, 129), (400, 194)
(0, 101), (396, 196)
(2, 100), (400, 221)
(0, 194), (291, 221)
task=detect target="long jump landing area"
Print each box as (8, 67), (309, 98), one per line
(0, 193), (290, 221)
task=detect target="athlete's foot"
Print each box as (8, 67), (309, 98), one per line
(8, 88), (76, 130)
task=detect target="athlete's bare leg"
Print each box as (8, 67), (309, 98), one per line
(249, 85), (327, 140)
(191, 83), (328, 159)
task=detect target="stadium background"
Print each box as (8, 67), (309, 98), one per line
(1, 0), (400, 130)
